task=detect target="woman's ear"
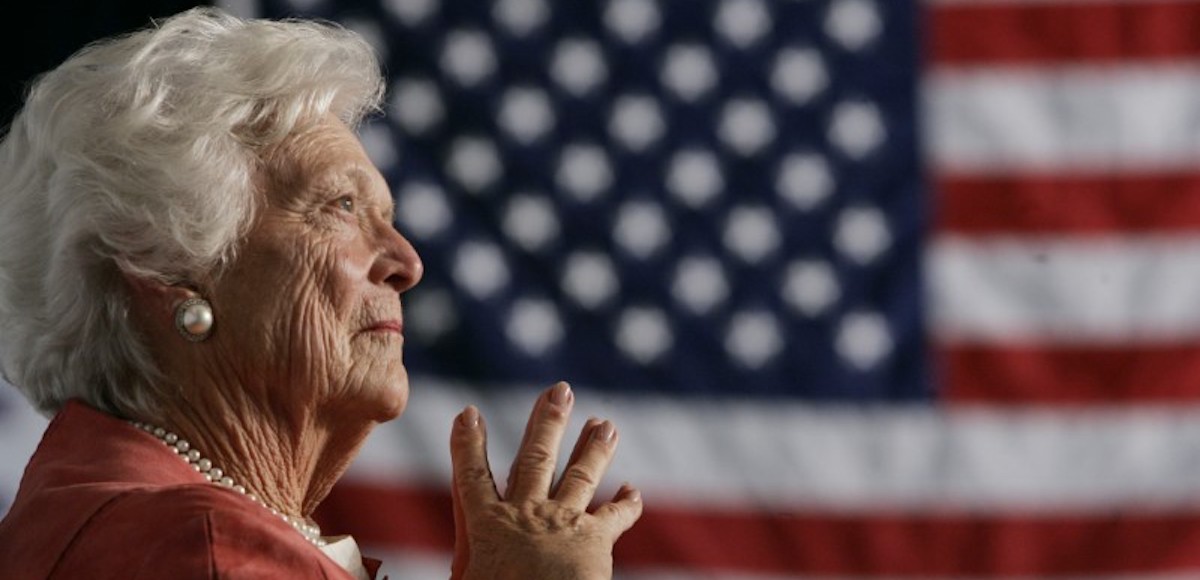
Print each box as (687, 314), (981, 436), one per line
(118, 267), (208, 336)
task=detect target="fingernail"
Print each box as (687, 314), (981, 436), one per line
(594, 420), (615, 443)
(549, 382), (572, 407)
(459, 405), (479, 428)
(628, 488), (641, 503)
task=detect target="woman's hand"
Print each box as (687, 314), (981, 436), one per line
(449, 382), (642, 580)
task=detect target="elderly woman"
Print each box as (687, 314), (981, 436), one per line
(0, 8), (641, 579)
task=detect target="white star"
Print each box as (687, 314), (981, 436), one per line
(406, 287), (458, 342)
(561, 251), (620, 309)
(498, 86), (556, 145)
(771, 47), (828, 106)
(615, 307), (674, 364)
(453, 241), (511, 300)
(493, 0), (550, 38)
(383, 0), (437, 26)
(396, 181), (452, 240)
(502, 193), (561, 253)
(609, 94), (666, 152)
(612, 199), (671, 260)
(834, 205), (892, 265)
(836, 311), (893, 371)
(777, 151), (834, 211)
(556, 143), (613, 203)
(604, 0), (661, 45)
(725, 310), (784, 369)
(718, 97), (776, 156)
(551, 38), (608, 97)
(826, 0), (883, 52)
(506, 298), (564, 357)
(357, 121), (399, 172)
(782, 259), (840, 317)
(722, 205), (781, 264)
(666, 148), (724, 209)
(715, 0), (771, 49)
(828, 99), (887, 159)
(671, 255), (729, 315)
(440, 29), (497, 88)
(389, 77), (444, 136)
(660, 44), (718, 102)
(446, 137), (502, 194)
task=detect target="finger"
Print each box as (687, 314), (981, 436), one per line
(549, 418), (602, 498)
(450, 477), (468, 579)
(593, 483), (644, 539)
(506, 381), (574, 500)
(449, 405), (499, 509)
(553, 419), (618, 509)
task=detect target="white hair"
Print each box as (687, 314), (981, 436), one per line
(0, 7), (385, 418)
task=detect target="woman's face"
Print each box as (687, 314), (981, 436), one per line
(205, 116), (422, 426)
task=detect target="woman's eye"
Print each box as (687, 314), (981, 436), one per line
(335, 196), (355, 213)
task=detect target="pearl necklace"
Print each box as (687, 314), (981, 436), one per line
(130, 421), (327, 547)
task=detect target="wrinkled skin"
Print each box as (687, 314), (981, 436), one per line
(128, 116), (641, 575)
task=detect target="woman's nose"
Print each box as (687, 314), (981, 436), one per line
(370, 224), (424, 293)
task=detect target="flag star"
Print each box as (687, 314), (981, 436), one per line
(777, 151), (835, 211)
(609, 93), (666, 152)
(556, 143), (613, 203)
(551, 38), (609, 97)
(498, 86), (556, 145)
(615, 306), (674, 364)
(344, 18), (389, 60)
(828, 99), (887, 159)
(714, 0), (771, 50)
(440, 29), (497, 88)
(661, 44), (718, 103)
(357, 121), (399, 172)
(283, 0), (323, 12)
(453, 240), (511, 300)
(671, 255), (730, 315)
(493, 0), (550, 38)
(771, 47), (828, 106)
(604, 0), (661, 45)
(561, 251), (620, 310)
(783, 259), (841, 317)
(612, 199), (672, 260)
(725, 310), (783, 369)
(825, 0), (883, 52)
(446, 136), (502, 194)
(397, 181), (453, 240)
(666, 148), (724, 209)
(723, 205), (781, 264)
(406, 287), (459, 342)
(834, 205), (892, 265)
(718, 97), (776, 156)
(506, 298), (565, 357)
(502, 193), (561, 253)
(389, 77), (444, 136)
(383, 0), (438, 26)
(835, 311), (893, 371)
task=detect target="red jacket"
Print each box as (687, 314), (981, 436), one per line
(0, 399), (379, 579)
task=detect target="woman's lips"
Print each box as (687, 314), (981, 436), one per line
(362, 320), (404, 334)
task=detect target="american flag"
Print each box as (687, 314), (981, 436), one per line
(7, 0), (1200, 577)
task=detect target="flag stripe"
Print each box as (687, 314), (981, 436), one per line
(930, 236), (1200, 343)
(319, 480), (1200, 577)
(923, 65), (1200, 174)
(935, 173), (1200, 233)
(929, 1), (1200, 66)
(345, 380), (1200, 510)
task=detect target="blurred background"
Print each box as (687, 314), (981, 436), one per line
(8, 0), (1200, 577)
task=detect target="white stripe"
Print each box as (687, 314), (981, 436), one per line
(923, 65), (1200, 174)
(928, 235), (1200, 343)
(348, 377), (1200, 511)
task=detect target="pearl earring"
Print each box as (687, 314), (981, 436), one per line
(175, 297), (214, 342)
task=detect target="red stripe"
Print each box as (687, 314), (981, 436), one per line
(928, 1), (1200, 66)
(935, 173), (1200, 234)
(940, 343), (1200, 405)
(316, 480), (1200, 575)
